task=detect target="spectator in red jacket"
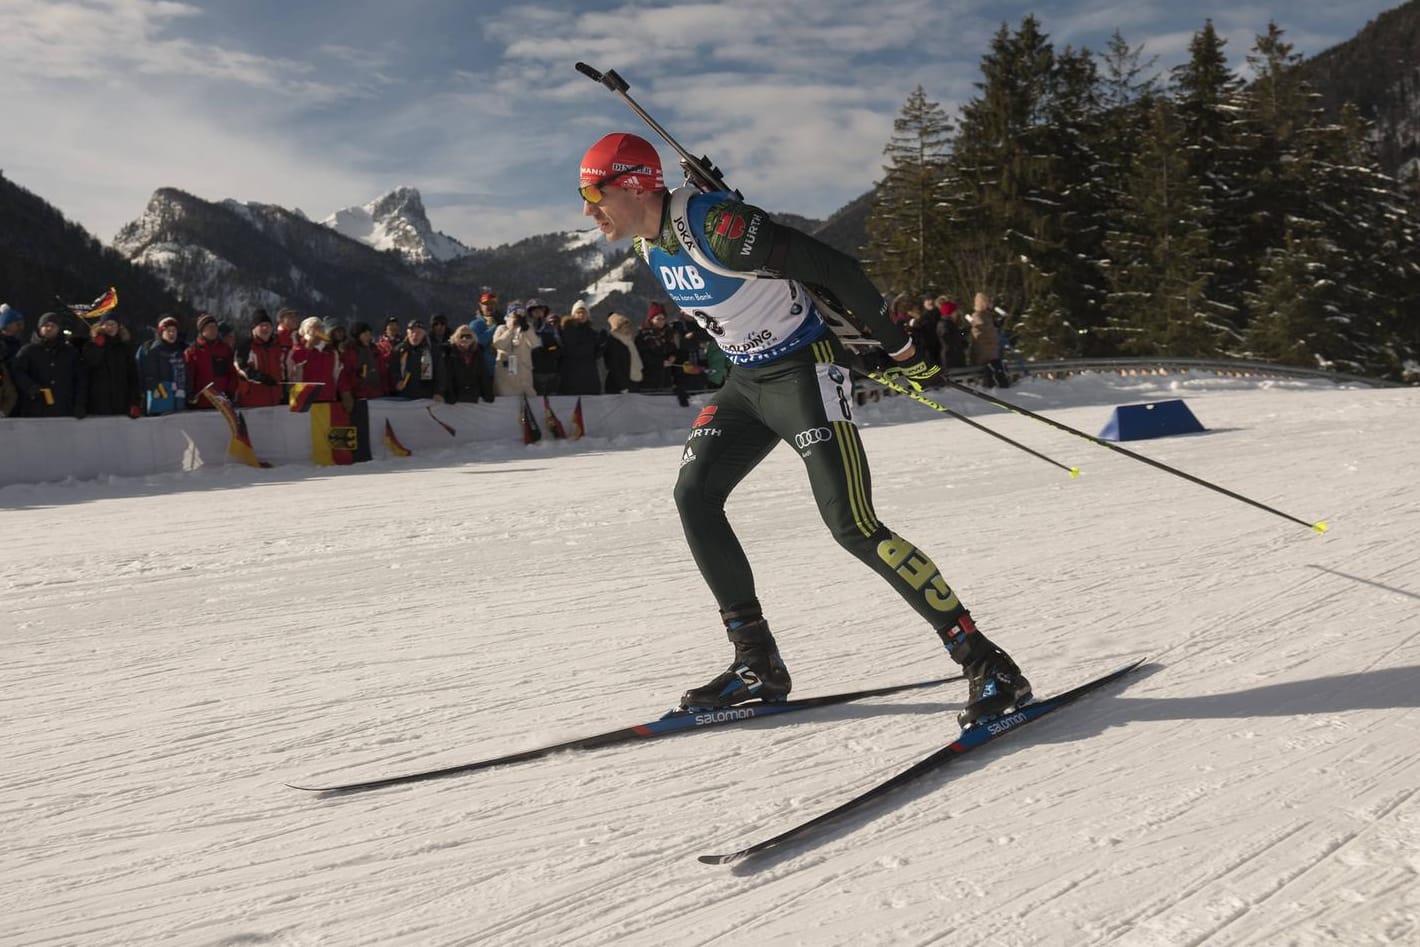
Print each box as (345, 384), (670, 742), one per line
(276, 307), (300, 386)
(375, 316), (400, 386)
(347, 322), (387, 400)
(291, 316), (354, 409)
(236, 309), (285, 407)
(184, 313), (238, 407)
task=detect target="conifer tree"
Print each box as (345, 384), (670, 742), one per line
(942, 13), (1107, 354)
(864, 86), (954, 295)
(1102, 99), (1221, 356)
(1015, 45), (1112, 357)
(937, 19), (1050, 308)
(1294, 103), (1420, 376)
(901, 12), (1418, 379)
(1235, 23), (1320, 287)
(1244, 227), (1348, 369)
(1168, 20), (1250, 336)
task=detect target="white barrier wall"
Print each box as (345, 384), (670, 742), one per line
(0, 395), (699, 487)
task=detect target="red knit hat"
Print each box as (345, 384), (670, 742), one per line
(579, 133), (663, 192)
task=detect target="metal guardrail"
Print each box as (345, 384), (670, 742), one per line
(947, 357), (1406, 389)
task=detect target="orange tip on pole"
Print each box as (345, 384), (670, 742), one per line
(1313, 521), (1329, 534)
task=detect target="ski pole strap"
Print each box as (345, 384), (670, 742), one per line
(860, 370), (1080, 478)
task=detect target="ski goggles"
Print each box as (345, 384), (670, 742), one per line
(578, 166), (636, 204)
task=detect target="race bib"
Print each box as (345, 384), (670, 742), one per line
(815, 362), (854, 423)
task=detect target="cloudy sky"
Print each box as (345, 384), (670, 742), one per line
(0, 0), (1401, 250)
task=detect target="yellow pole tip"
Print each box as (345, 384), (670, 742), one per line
(1313, 521), (1329, 534)
(1069, 467), (1081, 479)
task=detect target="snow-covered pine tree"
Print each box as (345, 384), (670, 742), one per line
(1013, 44), (1113, 358)
(864, 86), (954, 297)
(937, 16), (1063, 348)
(1168, 20), (1251, 344)
(1243, 227), (1350, 369)
(1280, 101), (1420, 377)
(1101, 98), (1220, 356)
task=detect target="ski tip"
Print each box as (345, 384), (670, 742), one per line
(1114, 657), (1151, 682)
(697, 852), (742, 865)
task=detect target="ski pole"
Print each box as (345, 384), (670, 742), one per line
(861, 370), (1080, 478)
(941, 379), (1328, 533)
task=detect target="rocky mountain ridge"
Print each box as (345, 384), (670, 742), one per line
(320, 187), (471, 264)
(108, 185), (646, 326)
(6, 6), (1415, 333)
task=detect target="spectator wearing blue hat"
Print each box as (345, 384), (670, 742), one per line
(526, 298), (561, 395)
(0, 303), (26, 370)
(0, 357), (16, 417)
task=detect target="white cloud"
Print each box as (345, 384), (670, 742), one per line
(2, 66), (379, 244)
(0, 0), (348, 99)
(0, 0), (1404, 252)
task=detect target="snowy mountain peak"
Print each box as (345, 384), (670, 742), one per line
(320, 186), (470, 264)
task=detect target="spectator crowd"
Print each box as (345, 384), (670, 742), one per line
(888, 291), (1014, 389)
(0, 288), (1012, 421)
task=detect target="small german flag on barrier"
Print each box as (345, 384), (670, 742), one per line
(288, 382), (322, 413)
(200, 385), (271, 468)
(543, 396), (568, 440)
(570, 397), (585, 440)
(520, 394), (542, 444)
(384, 418), (412, 457)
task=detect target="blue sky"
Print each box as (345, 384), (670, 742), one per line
(0, 0), (1401, 250)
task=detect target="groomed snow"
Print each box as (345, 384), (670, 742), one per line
(4, 372), (1417, 946)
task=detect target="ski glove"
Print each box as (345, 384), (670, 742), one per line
(878, 358), (947, 391)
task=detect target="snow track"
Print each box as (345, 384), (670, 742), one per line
(4, 375), (1417, 946)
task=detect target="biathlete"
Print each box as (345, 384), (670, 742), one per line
(578, 132), (1031, 728)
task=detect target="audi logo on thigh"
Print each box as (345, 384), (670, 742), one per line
(794, 427), (833, 449)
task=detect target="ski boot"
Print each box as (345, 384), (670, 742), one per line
(680, 616), (792, 711)
(940, 614), (1032, 729)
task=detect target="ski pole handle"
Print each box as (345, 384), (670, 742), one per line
(574, 62), (628, 93)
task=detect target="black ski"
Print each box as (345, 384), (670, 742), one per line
(698, 659), (1145, 864)
(288, 675), (961, 795)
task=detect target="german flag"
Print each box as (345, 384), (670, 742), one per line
(520, 393), (542, 444)
(543, 396), (568, 440)
(67, 287), (118, 323)
(425, 405), (456, 436)
(571, 397), (585, 440)
(231, 412), (273, 468)
(288, 382), (322, 412)
(200, 385), (271, 468)
(310, 399), (371, 466)
(384, 418), (412, 457)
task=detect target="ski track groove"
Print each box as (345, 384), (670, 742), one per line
(4, 381), (1417, 947)
(1221, 784), (1420, 947)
